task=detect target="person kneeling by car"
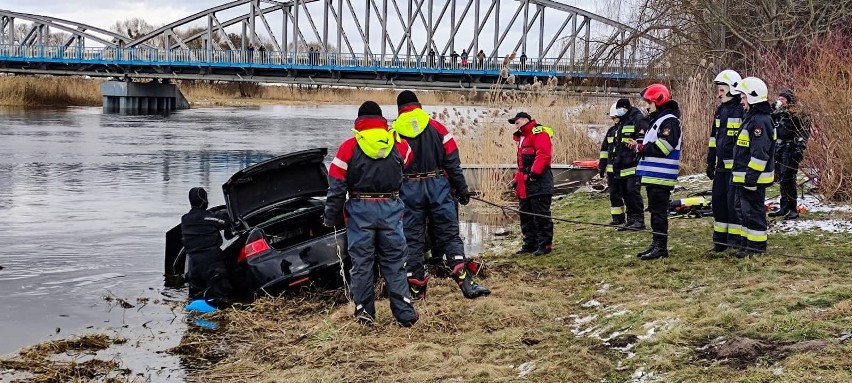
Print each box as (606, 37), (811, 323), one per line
(181, 187), (235, 307)
(324, 101), (419, 327)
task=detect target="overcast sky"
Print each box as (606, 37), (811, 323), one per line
(2, 0), (623, 56)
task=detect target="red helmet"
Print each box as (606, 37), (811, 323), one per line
(640, 84), (671, 107)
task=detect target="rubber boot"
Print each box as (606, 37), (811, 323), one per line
(354, 305), (376, 326)
(783, 210), (799, 220)
(452, 264), (491, 299)
(609, 214), (626, 226)
(407, 277), (429, 301)
(711, 243), (728, 253)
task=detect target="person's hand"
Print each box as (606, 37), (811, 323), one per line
(627, 139), (638, 149)
(527, 173), (541, 182)
(323, 217), (341, 228)
(706, 166), (715, 180)
(456, 193), (471, 205)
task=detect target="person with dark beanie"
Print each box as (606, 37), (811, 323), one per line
(392, 90), (490, 300)
(324, 101), (419, 327)
(769, 88), (810, 220)
(181, 187), (234, 306)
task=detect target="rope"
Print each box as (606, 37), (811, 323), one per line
(469, 195), (852, 264)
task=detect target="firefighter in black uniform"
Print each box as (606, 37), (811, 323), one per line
(731, 77), (776, 258)
(707, 70), (746, 252)
(181, 187), (234, 304)
(599, 103), (624, 225)
(769, 89), (810, 220)
(612, 98), (647, 230)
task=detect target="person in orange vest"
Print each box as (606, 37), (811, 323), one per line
(509, 112), (554, 256)
(324, 101), (419, 326)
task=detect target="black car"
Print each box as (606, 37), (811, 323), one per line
(164, 148), (349, 297)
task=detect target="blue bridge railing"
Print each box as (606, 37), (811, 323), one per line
(0, 45), (660, 80)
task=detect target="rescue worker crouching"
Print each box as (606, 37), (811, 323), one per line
(629, 84), (682, 261)
(181, 187), (235, 307)
(730, 77), (776, 258)
(707, 70), (746, 252)
(609, 98), (647, 231)
(393, 90), (490, 300)
(510, 112), (555, 256)
(769, 89), (810, 220)
(323, 101), (419, 327)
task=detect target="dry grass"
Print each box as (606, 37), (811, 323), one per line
(672, 71), (717, 175)
(0, 75), (102, 106)
(0, 333), (131, 382)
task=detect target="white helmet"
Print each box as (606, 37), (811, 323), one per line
(733, 77), (769, 105)
(608, 102), (619, 117)
(713, 69), (742, 88)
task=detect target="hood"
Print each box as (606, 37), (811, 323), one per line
(222, 148), (329, 224)
(392, 107), (431, 138)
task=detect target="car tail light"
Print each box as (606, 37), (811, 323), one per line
(238, 238), (270, 263)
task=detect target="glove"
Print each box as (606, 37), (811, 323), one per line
(456, 193), (470, 206)
(527, 173), (541, 182)
(706, 166), (715, 180)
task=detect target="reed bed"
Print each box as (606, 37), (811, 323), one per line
(0, 75), (102, 106)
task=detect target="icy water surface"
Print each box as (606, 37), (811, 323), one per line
(0, 104), (495, 381)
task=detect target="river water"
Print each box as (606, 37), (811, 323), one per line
(0, 104), (497, 381)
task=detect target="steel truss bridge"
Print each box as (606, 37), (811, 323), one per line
(0, 0), (662, 91)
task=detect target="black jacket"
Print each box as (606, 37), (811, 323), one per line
(611, 107), (647, 178)
(772, 106), (810, 170)
(598, 123), (619, 175)
(708, 96), (745, 172)
(181, 208), (230, 257)
(732, 102), (776, 187)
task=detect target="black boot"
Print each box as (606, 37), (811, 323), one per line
(783, 210), (799, 220)
(636, 242), (656, 258)
(515, 246), (536, 255)
(354, 306), (376, 326)
(640, 243), (669, 260)
(768, 208), (788, 218)
(609, 214), (626, 226)
(452, 264), (491, 299)
(711, 243), (728, 253)
(735, 249), (755, 259)
(620, 215), (646, 231)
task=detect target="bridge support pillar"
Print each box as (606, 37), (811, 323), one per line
(101, 81), (190, 114)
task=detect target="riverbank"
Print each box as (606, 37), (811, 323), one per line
(4, 178), (850, 382)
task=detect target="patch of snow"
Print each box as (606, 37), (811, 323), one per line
(770, 365), (785, 376)
(573, 314), (598, 325)
(605, 310), (631, 318)
(677, 174), (708, 184)
(517, 362), (535, 378)
(597, 283), (611, 293)
(631, 367), (656, 383)
(772, 219), (852, 234)
(767, 194), (852, 213)
(582, 299), (602, 308)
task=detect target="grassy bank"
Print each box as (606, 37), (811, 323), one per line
(160, 182), (851, 382)
(0, 76), (102, 107)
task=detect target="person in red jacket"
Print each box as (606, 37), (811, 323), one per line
(510, 112), (554, 256)
(324, 101), (419, 327)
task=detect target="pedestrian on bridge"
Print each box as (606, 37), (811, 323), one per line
(429, 49), (436, 68)
(324, 101), (419, 327)
(520, 52), (528, 71)
(392, 90), (490, 300)
(476, 50), (486, 68)
(451, 50), (459, 69)
(461, 49), (469, 68)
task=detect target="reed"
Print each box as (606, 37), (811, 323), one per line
(0, 75), (101, 106)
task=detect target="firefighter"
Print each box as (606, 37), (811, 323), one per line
(611, 98), (647, 231)
(730, 77), (776, 258)
(769, 89), (810, 220)
(392, 90), (490, 300)
(324, 101), (419, 327)
(181, 187), (234, 305)
(629, 84), (682, 260)
(510, 112), (555, 256)
(599, 103), (623, 225)
(707, 70), (746, 252)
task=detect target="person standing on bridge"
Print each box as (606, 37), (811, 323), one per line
(707, 70), (745, 252)
(477, 50), (486, 68)
(393, 90), (490, 300)
(510, 112), (554, 256)
(629, 84), (682, 261)
(461, 49), (469, 68)
(323, 101), (419, 327)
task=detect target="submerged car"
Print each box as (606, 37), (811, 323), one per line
(164, 148), (349, 297)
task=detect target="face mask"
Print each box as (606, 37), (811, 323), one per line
(615, 108), (627, 117)
(775, 100), (783, 109)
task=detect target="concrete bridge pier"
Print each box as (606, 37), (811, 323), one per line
(101, 80), (189, 114)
